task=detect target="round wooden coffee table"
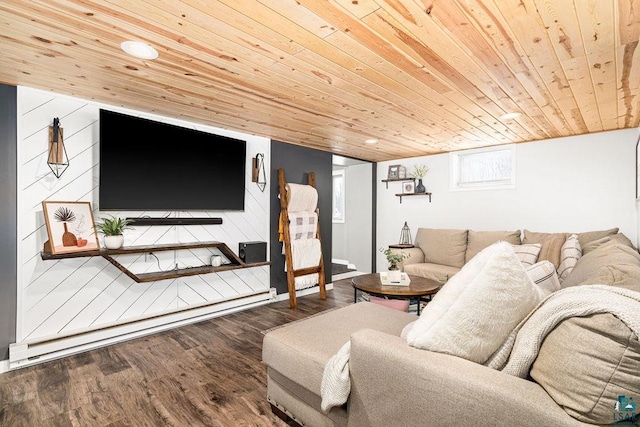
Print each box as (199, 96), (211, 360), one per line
(351, 273), (441, 315)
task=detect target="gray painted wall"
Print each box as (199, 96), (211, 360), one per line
(0, 84), (17, 360)
(270, 141), (332, 294)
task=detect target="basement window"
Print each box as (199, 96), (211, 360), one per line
(450, 145), (516, 191)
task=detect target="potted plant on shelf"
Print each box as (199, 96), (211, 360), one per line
(94, 215), (134, 249)
(410, 164), (429, 193)
(380, 247), (409, 282)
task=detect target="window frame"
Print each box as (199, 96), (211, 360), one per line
(449, 144), (516, 191)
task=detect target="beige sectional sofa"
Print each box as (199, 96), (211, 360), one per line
(262, 227), (640, 427)
(398, 227), (633, 285)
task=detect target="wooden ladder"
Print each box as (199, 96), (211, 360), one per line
(278, 168), (327, 308)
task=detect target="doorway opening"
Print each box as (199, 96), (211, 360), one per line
(332, 155), (374, 282)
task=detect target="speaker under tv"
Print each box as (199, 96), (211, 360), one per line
(239, 241), (267, 264)
(99, 109), (246, 211)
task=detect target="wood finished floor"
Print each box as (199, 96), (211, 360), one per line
(0, 279), (354, 427)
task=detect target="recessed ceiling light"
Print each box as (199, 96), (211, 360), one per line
(500, 112), (521, 120)
(365, 139), (378, 144)
(120, 41), (158, 60)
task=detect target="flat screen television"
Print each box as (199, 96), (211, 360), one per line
(99, 109), (246, 211)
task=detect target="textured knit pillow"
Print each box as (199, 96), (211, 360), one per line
(558, 234), (581, 283)
(526, 261), (561, 295)
(512, 243), (542, 266)
(406, 242), (546, 364)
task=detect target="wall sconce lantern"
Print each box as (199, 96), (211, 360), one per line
(399, 221), (412, 245)
(252, 153), (267, 192)
(47, 117), (70, 179)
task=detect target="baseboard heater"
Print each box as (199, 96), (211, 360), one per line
(126, 217), (223, 226)
(9, 291), (269, 370)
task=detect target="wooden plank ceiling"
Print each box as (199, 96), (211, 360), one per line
(0, 0), (638, 162)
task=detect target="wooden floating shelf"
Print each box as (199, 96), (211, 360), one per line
(395, 192), (432, 203)
(41, 241), (269, 283)
(381, 178), (414, 189)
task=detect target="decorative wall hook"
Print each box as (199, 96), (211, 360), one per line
(252, 153), (267, 192)
(47, 117), (70, 178)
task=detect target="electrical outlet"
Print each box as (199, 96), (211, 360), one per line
(145, 252), (152, 262)
(269, 287), (277, 300)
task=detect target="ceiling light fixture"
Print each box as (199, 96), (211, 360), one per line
(120, 41), (158, 60)
(500, 112), (521, 120)
(365, 139), (378, 144)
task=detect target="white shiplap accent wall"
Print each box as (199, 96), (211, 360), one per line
(16, 86), (270, 356)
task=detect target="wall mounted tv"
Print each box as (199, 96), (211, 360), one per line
(99, 109), (246, 211)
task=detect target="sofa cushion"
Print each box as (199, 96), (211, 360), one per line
(262, 303), (414, 397)
(512, 243), (542, 267)
(403, 263), (460, 285)
(464, 230), (521, 263)
(557, 234), (581, 283)
(406, 242), (545, 364)
(526, 261), (561, 295)
(581, 232), (634, 254)
(576, 227), (619, 251)
(561, 241), (640, 292)
(415, 228), (468, 269)
(522, 230), (567, 269)
(530, 313), (640, 424)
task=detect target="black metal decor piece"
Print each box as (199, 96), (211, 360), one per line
(253, 153), (267, 192)
(47, 117), (70, 178)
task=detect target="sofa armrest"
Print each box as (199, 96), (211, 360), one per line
(390, 247), (424, 270)
(347, 329), (586, 427)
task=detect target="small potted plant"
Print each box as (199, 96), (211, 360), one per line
(380, 247), (409, 282)
(410, 164), (429, 193)
(94, 215), (134, 249)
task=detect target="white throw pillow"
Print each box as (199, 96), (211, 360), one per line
(526, 260), (561, 295)
(405, 241), (545, 364)
(558, 233), (582, 283)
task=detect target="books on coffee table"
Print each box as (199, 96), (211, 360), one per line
(379, 272), (411, 286)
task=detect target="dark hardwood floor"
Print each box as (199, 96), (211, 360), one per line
(0, 279), (354, 426)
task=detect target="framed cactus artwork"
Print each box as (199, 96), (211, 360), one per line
(42, 201), (100, 254)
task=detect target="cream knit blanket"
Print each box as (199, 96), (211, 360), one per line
(486, 285), (640, 377)
(320, 341), (351, 413)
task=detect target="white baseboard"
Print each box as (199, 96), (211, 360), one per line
(8, 292), (271, 371)
(3, 285), (338, 373)
(273, 283), (334, 302)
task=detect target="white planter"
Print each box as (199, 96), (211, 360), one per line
(104, 235), (124, 249)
